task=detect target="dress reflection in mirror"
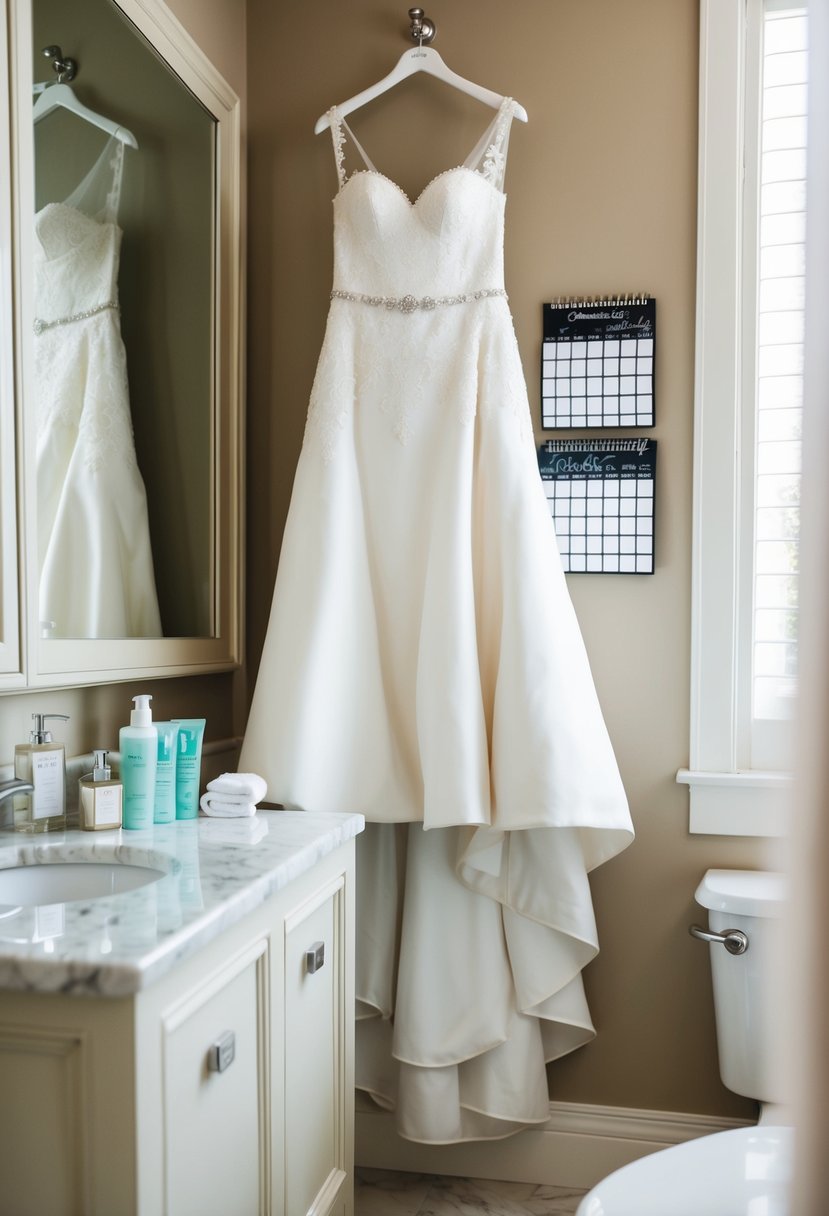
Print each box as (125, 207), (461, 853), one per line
(34, 128), (161, 638)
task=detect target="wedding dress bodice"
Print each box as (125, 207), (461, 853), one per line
(35, 204), (121, 328)
(330, 97), (513, 301)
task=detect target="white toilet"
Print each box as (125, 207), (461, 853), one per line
(576, 869), (793, 1216)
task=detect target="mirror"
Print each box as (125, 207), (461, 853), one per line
(7, 0), (241, 683)
(31, 0), (215, 642)
(32, 0), (213, 639)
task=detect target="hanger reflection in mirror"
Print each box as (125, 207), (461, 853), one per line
(33, 83), (139, 149)
(314, 45), (528, 133)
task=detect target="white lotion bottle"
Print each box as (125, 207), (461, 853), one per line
(119, 695), (157, 830)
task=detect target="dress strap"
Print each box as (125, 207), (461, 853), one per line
(327, 107), (378, 190)
(62, 133), (126, 223)
(103, 137), (125, 221)
(464, 97), (517, 192)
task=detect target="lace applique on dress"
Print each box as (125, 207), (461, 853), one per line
(104, 141), (125, 219)
(328, 107), (347, 189)
(35, 322), (138, 474)
(36, 204), (102, 258)
(304, 393), (350, 467)
(481, 98), (515, 188)
(373, 311), (440, 445)
(303, 313), (357, 464)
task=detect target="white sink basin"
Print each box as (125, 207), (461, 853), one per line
(0, 861), (167, 906)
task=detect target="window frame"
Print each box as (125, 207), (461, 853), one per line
(678, 0), (793, 836)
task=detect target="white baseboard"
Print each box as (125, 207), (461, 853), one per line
(355, 1100), (753, 1190)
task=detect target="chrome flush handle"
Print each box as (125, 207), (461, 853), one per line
(689, 924), (749, 956)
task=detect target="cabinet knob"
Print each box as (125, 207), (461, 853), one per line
(305, 941), (325, 974)
(207, 1030), (236, 1073)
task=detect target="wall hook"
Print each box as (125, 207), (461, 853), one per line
(408, 8), (436, 45)
(41, 44), (77, 84)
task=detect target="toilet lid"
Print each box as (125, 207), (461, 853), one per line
(695, 869), (787, 918)
(575, 1125), (793, 1216)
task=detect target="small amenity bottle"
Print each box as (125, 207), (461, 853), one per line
(13, 712), (70, 833)
(119, 695), (157, 830)
(79, 750), (123, 831)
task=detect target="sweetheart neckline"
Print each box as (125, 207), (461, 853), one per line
(34, 201), (118, 263)
(334, 164), (506, 209)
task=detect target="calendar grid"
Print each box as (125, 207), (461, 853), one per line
(539, 440), (657, 575)
(541, 298), (656, 429)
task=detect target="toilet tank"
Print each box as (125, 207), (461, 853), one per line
(694, 869), (787, 1104)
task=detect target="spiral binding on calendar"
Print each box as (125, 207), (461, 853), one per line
(542, 438), (651, 454)
(549, 294), (652, 307)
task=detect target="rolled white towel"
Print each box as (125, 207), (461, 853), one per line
(206, 772), (268, 804)
(203, 790), (250, 808)
(199, 793), (257, 819)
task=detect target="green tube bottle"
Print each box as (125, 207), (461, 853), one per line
(153, 722), (180, 824)
(171, 719), (206, 820)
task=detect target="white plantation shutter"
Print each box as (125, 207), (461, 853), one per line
(751, 3), (807, 763)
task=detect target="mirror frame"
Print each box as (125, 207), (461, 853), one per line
(0, 0), (22, 687)
(7, 0), (242, 688)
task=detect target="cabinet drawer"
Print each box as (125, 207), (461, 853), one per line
(163, 945), (267, 1216)
(284, 883), (346, 1215)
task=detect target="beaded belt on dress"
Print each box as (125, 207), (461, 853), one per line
(33, 300), (119, 335)
(330, 288), (507, 313)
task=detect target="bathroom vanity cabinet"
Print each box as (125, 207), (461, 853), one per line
(0, 811), (362, 1216)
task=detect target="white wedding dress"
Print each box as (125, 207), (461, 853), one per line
(240, 99), (634, 1142)
(34, 134), (161, 639)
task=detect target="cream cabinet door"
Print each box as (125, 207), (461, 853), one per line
(0, 1029), (84, 1216)
(283, 879), (348, 1216)
(162, 944), (267, 1216)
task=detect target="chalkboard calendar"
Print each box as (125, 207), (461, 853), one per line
(541, 297), (656, 428)
(539, 439), (657, 575)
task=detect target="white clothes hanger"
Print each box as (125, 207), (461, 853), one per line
(32, 45), (139, 150)
(34, 83), (139, 150)
(314, 8), (527, 134)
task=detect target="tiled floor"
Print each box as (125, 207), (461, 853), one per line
(355, 1168), (586, 1215)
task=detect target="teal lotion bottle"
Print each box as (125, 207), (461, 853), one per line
(171, 719), (206, 820)
(153, 723), (180, 824)
(120, 695), (158, 830)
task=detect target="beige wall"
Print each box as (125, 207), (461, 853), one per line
(245, 0), (770, 1118)
(165, 0), (247, 96)
(0, 0), (246, 773)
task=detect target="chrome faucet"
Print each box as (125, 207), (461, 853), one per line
(0, 778), (34, 803)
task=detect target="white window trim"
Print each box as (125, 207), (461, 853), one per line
(681, 0), (793, 836)
(677, 768), (790, 835)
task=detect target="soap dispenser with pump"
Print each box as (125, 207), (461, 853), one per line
(79, 750), (123, 831)
(13, 712), (70, 833)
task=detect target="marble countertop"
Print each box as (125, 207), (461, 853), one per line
(0, 810), (364, 998)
